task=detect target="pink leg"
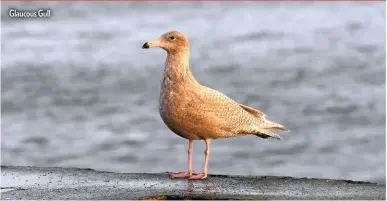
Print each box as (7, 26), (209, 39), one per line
(170, 140), (194, 178)
(189, 139), (211, 180)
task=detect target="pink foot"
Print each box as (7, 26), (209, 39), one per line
(188, 173), (207, 180)
(170, 171), (193, 179)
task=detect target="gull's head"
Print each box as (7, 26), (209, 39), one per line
(142, 31), (189, 53)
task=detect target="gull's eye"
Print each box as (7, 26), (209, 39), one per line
(169, 36), (175, 40)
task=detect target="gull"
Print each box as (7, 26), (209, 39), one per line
(142, 31), (288, 180)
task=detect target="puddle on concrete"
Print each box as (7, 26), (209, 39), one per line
(1, 188), (17, 193)
(141, 194), (244, 200)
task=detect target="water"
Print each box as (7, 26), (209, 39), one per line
(1, 2), (385, 184)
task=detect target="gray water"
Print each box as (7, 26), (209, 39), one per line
(1, 2), (386, 184)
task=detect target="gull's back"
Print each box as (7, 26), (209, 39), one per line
(160, 80), (266, 140)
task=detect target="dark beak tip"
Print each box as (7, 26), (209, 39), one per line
(142, 42), (149, 49)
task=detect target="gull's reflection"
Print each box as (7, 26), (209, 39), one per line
(186, 179), (211, 197)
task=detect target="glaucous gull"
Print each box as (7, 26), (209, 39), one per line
(142, 31), (288, 180)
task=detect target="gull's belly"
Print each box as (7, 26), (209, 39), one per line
(159, 89), (202, 140)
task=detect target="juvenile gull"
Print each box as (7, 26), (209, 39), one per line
(142, 31), (288, 180)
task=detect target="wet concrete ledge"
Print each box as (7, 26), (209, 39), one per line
(1, 166), (385, 200)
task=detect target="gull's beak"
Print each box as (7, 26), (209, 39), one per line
(142, 39), (162, 49)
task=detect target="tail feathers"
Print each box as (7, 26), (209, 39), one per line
(265, 126), (289, 132)
(253, 129), (282, 140)
(264, 120), (289, 132)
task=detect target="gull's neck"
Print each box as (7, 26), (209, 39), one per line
(163, 50), (198, 85)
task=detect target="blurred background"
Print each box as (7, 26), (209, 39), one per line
(1, 2), (385, 184)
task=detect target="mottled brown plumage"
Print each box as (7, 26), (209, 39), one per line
(142, 31), (288, 180)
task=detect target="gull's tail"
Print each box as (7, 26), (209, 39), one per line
(263, 120), (289, 132)
(253, 128), (282, 140)
(251, 120), (289, 140)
